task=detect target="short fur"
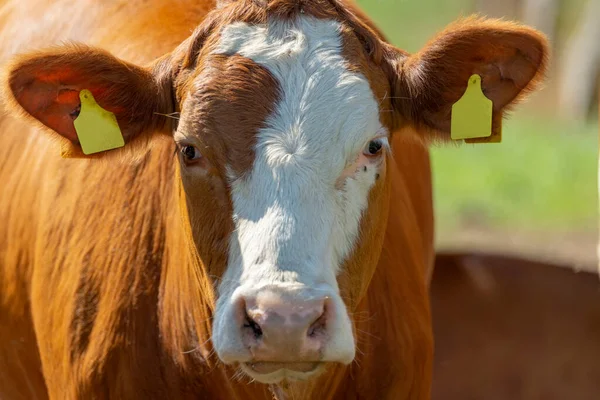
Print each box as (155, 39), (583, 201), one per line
(0, 0), (548, 399)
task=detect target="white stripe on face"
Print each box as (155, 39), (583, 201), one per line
(212, 16), (385, 364)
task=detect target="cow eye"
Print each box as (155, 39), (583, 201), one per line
(180, 145), (202, 163)
(363, 138), (384, 156)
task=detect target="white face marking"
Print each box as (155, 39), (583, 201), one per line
(211, 16), (385, 367)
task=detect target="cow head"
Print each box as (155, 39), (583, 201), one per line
(3, 0), (547, 384)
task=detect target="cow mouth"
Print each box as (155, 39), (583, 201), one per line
(240, 361), (325, 383)
(245, 361), (320, 374)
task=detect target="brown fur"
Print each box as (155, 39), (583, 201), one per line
(431, 253), (600, 400)
(0, 0), (547, 399)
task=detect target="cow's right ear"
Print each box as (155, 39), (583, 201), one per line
(2, 44), (175, 157)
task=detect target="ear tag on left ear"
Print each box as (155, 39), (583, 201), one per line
(451, 74), (493, 140)
(466, 119), (502, 144)
(73, 89), (124, 155)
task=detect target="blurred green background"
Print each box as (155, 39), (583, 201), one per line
(357, 0), (598, 268)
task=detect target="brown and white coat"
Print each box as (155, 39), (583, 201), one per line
(0, 0), (547, 398)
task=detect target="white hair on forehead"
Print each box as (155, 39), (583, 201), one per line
(215, 14), (383, 261)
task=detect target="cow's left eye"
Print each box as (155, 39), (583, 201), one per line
(363, 138), (385, 157)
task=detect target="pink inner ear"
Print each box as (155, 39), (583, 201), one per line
(14, 79), (81, 142)
(477, 53), (538, 111)
(11, 65), (118, 143)
(9, 63), (120, 143)
(43, 104), (79, 142)
(55, 89), (80, 104)
(8, 46), (167, 147)
(14, 72), (131, 143)
(35, 66), (81, 83)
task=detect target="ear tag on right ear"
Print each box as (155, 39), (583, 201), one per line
(73, 89), (124, 155)
(451, 74), (493, 140)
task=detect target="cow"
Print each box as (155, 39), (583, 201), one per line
(0, 0), (548, 398)
(431, 252), (600, 400)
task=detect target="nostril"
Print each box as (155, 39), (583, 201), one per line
(307, 314), (326, 337)
(307, 301), (328, 338)
(238, 297), (263, 340)
(243, 312), (263, 339)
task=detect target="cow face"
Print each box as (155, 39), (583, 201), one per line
(4, 0), (547, 385)
(176, 15), (393, 383)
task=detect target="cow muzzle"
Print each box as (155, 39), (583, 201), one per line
(213, 285), (355, 383)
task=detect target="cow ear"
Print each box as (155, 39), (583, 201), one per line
(387, 16), (549, 140)
(2, 44), (175, 157)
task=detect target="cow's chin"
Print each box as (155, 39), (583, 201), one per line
(239, 361), (326, 384)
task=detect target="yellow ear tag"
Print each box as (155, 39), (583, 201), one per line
(451, 74), (493, 141)
(73, 89), (124, 155)
(465, 119), (502, 144)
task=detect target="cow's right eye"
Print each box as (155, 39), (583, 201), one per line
(180, 145), (202, 163)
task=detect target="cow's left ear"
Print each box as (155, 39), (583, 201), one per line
(387, 16), (549, 139)
(2, 44), (175, 157)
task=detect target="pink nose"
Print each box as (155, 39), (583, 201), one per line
(240, 292), (328, 361)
